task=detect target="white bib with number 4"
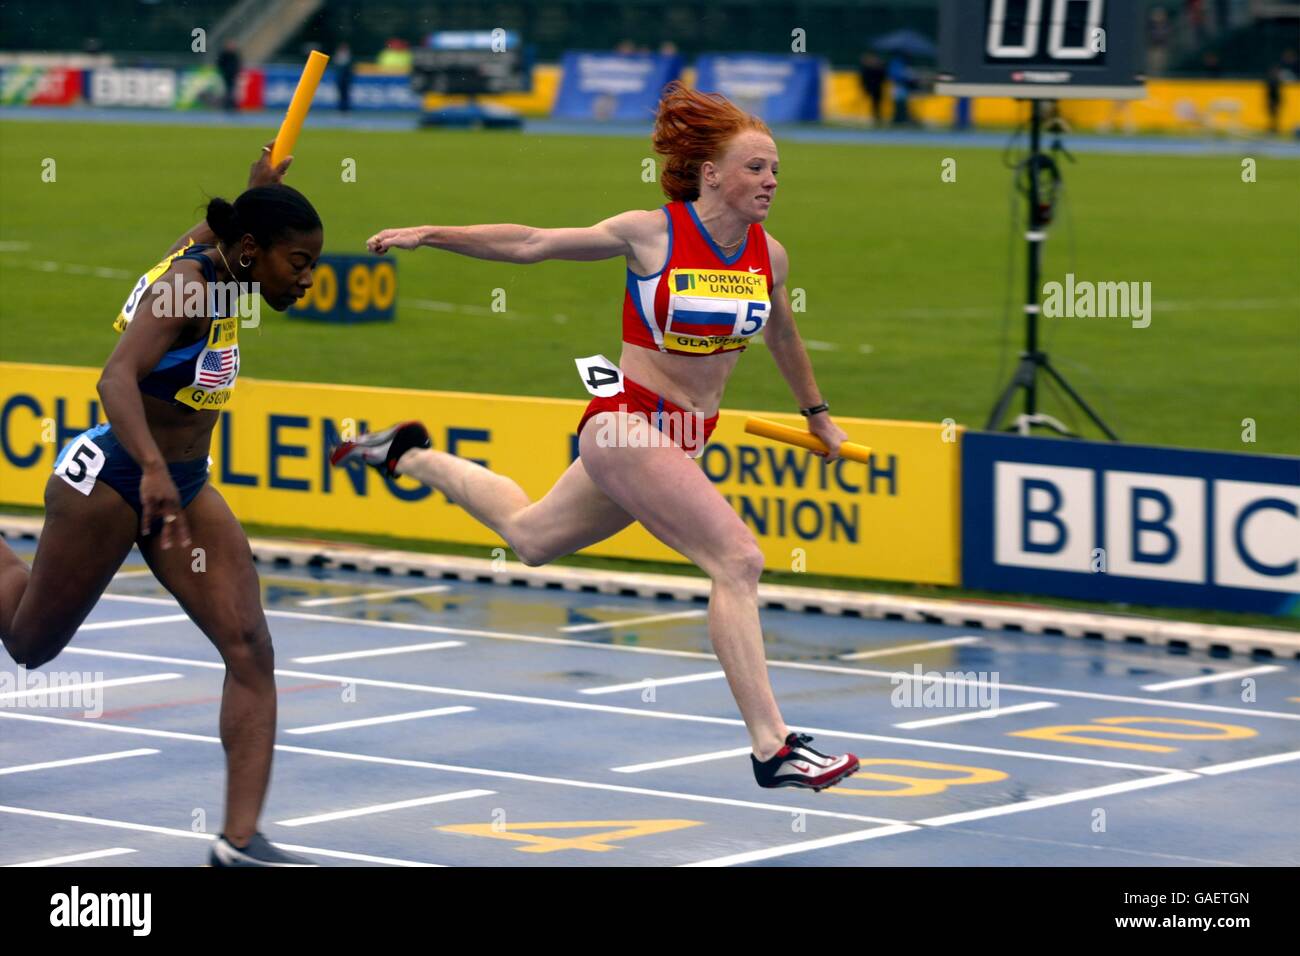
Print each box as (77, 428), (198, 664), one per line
(575, 354), (624, 398)
(55, 436), (107, 496)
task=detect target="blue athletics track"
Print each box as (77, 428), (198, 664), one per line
(0, 536), (1297, 868)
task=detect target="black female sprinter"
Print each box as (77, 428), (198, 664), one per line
(0, 143), (323, 867)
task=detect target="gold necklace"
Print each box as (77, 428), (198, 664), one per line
(214, 244), (236, 278)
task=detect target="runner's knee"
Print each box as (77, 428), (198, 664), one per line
(218, 620), (275, 680)
(4, 622), (76, 669)
(705, 534), (766, 588)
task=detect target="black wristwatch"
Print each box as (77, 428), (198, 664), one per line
(800, 402), (830, 417)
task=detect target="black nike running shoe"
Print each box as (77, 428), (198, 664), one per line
(208, 832), (314, 867)
(329, 420), (431, 477)
(752, 732), (860, 792)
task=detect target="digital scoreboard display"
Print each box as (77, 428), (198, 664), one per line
(411, 30), (530, 96)
(937, 0), (1145, 99)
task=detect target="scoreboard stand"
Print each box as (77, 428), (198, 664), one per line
(937, 0), (1145, 441)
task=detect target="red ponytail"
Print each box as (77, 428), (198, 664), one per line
(651, 81), (772, 202)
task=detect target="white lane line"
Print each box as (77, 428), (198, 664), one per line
(0, 711), (902, 825)
(93, 595), (1300, 723)
(0, 805), (442, 866)
(613, 747), (753, 774)
(0, 673), (183, 702)
(42, 647), (1184, 772)
(1141, 666), (1285, 692)
(681, 824), (920, 867)
(6, 848), (138, 867)
(277, 789), (495, 827)
(0, 710), (221, 743)
(111, 570), (155, 579)
(77, 614), (190, 632)
(581, 671), (727, 695)
(893, 702), (1059, 730)
(0, 748), (159, 776)
(915, 772), (1199, 827)
(53, 646), (226, 670)
(1194, 749), (1300, 776)
(839, 637), (982, 661)
(683, 773), (1203, 866)
(285, 706), (475, 735)
(293, 641), (464, 664)
(296, 584), (451, 608)
(561, 609), (708, 633)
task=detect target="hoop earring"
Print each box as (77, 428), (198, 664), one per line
(239, 254), (252, 269)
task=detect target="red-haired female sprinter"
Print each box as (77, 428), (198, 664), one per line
(334, 82), (860, 792)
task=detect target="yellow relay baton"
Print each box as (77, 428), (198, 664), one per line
(744, 416), (873, 464)
(270, 50), (330, 167)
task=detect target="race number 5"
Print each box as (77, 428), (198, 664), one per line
(55, 436), (107, 496)
(575, 354), (624, 397)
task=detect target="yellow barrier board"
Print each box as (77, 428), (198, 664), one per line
(0, 362), (961, 584)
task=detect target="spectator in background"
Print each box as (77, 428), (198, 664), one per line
(1266, 64), (1284, 135)
(1282, 49), (1298, 81)
(217, 40), (241, 111)
(1185, 0), (1206, 44)
(376, 38), (412, 73)
(887, 53), (915, 126)
(858, 53), (886, 126)
(1147, 7), (1170, 77)
(335, 42), (354, 113)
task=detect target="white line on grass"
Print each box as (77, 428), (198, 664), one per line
(277, 789), (496, 827)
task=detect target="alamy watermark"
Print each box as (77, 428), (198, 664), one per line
(593, 406), (707, 451)
(890, 665), (1001, 711)
(0, 666), (105, 717)
(150, 275), (261, 328)
(1043, 273), (1152, 329)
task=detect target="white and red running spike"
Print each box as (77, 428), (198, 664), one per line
(752, 732), (860, 792)
(329, 420), (431, 478)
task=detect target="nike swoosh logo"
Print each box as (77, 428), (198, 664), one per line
(748, 267), (762, 273)
(791, 762), (812, 773)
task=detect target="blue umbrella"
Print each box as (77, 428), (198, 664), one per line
(871, 29), (937, 59)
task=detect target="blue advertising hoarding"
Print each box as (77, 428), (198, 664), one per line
(553, 51), (683, 121)
(962, 433), (1300, 615)
(262, 66), (422, 111)
(693, 54), (824, 123)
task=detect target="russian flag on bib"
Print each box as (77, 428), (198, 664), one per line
(621, 200), (774, 356)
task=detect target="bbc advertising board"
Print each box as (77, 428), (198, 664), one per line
(963, 432), (1300, 616)
(0, 363), (961, 586)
